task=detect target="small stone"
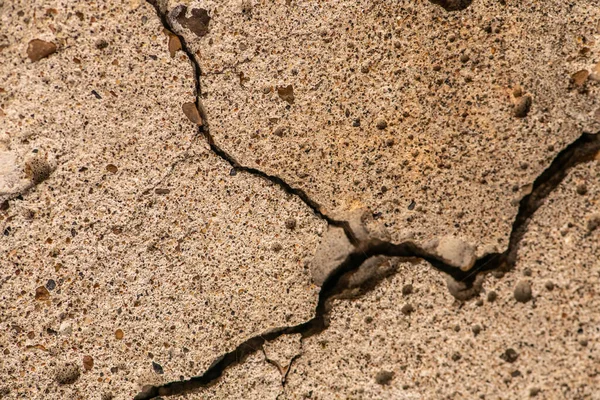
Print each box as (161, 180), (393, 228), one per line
(514, 280), (532, 303)
(352, 119), (361, 127)
(277, 85), (295, 104)
(59, 321), (73, 336)
(182, 102), (203, 125)
(512, 86), (523, 97)
(106, 164), (118, 174)
(95, 39), (109, 50)
(401, 303), (414, 315)
(375, 118), (387, 130)
(55, 363), (80, 384)
(273, 126), (286, 137)
(172, 6), (211, 38)
(487, 291), (497, 302)
(271, 242), (283, 252)
(475, 299), (484, 307)
(152, 361), (164, 374)
(83, 355), (94, 371)
(576, 183), (588, 195)
(587, 214), (600, 232)
(451, 352), (462, 361)
(459, 53), (470, 63)
(500, 348), (519, 363)
(165, 30), (182, 58)
(385, 138), (395, 146)
(35, 286), (50, 301)
(101, 392), (114, 400)
(46, 279), (56, 291)
(522, 268), (532, 277)
(513, 95), (532, 118)
(529, 387), (541, 397)
(544, 281), (554, 291)
(402, 284), (413, 296)
(571, 69), (589, 87)
(472, 324), (482, 336)
(375, 370), (394, 385)
(285, 218), (296, 230)
(579, 338), (588, 347)
(115, 329), (124, 340)
(27, 39), (57, 62)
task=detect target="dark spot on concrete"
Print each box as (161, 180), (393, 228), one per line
(429, 0), (473, 11)
(500, 348), (519, 363)
(513, 95), (532, 118)
(172, 6), (211, 38)
(375, 370), (394, 385)
(277, 85), (295, 105)
(152, 361), (164, 375)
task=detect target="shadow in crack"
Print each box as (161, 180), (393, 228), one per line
(429, 0), (474, 11)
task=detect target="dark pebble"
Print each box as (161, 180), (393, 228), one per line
(46, 279), (56, 291)
(500, 348), (519, 363)
(152, 361), (164, 375)
(472, 324), (482, 336)
(375, 370), (394, 385)
(402, 284), (413, 296)
(544, 281), (554, 291)
(285, 218), (297, 230)
(513, 95), (532, 118)
(514, 280), (532, 303)
(401, 304), (414, 315)
(487, 291), (498, 302)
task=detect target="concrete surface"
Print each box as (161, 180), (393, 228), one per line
(164, 0), (600, 256)
(0, 1), (323, 398)
(1, 0), (599, 399)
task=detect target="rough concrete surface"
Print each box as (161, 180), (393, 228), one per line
(1, 0), (599, 399)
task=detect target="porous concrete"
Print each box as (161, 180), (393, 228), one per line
(0, 1), (324, 398)
(1, 0), (600, 399)
(164, 0), (600, 256)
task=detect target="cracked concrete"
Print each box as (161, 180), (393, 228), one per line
(160, 0), (600, 257)
(1, 0), (600, 399)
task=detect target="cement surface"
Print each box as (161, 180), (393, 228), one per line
(1, 0), (599, 399)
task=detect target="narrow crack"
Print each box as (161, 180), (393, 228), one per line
(134, 123), (599, 398)
(146, 0), (357, 245)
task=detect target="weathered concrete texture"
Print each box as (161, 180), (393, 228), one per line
(0, 1), (324, 398)
(284, 162), (600, 399)
(175, 352), (282, 400)
(167, 0), (600, 255)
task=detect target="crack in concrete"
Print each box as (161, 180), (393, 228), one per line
(133, 124), (599, 398)
(146, 0), (357, 245)
(136, 1), (600, 399)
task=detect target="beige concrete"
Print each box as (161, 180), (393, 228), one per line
(284, 162), (600, 399)
(165, 0), (600, 256)
(1, 0), (599, 399)
(0, 1), (323, 398)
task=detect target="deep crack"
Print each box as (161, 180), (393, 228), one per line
(140, 2), (600, 399)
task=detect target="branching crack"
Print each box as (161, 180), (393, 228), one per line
(140, 1), (600, 399)
(134, 126), (599, 398)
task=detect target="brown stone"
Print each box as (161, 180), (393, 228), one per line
(27, 39), (57, 62)
(182, 102), (203, 125)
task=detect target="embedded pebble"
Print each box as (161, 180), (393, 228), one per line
(514, 280), (532, 303)
(27, 39), (57, 62)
